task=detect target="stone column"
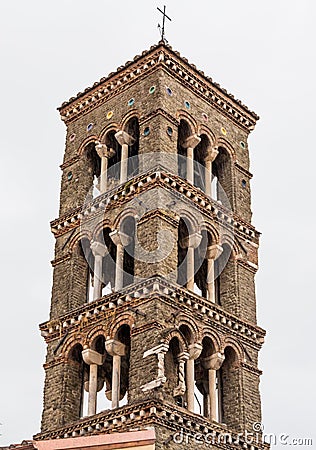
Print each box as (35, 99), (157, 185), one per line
(202, 352), (225, 421)
(182, 134), (201, 184)
(174, 352), (189, 397)
(90, 241), (108, 301)
(95, 142), (116, 193)
(206, 244), (223, 303)
(114, 130), (135, 184)
(105, 339), (126, 409)
(186, 343), (202, 412)
(180, 232), (202, 292)
(205, 146), (219, 197)
(110, 230), (132, 291)
(81, 348), (104, 416)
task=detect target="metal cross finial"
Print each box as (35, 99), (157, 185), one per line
(157, 5), (172, 43)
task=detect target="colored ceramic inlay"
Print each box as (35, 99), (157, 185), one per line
(144, 127), (150, 136)
(166, 86), (173, 96)
(167, 127), (173, 136)
(87, 123), (94, 132)
(149, 86), (156, 94)
(106, 111), (114, 120)
(184, 101), (190, 109)
(221, 127), (227, 135)
(128, 98), (135, 106)
(67, 171), (73, 181)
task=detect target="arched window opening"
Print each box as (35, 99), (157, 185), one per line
(68, 344), (88, 419)
(85, 142), (101, 199)
(165, 337), (185, 407)
(214, 244), (232, 307)
(105, 131), (122, 190)
(100, 228), (116, 296)
(79, 237), (94, 303)
(177, 120), (192, 180)
(212, 147), (233, 209)
(193, 230), (208, 297)
(177, 218), (189, 287)
(219, 346), (239, 426)
(116, 325), (131, 407)
(90, 336), (112, 414)
(125, 117), (140, 178)
(194, 134), (209, 191)
(121, 216), (136, 288)
(195, 337), (223, 421)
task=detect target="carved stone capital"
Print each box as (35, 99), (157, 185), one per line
(105, 339), (126, 357)
(95, 142), (116, 159)
(188, 343), (203, 360)
(114, 130), (135, 146)
(207, 244), (223, 260)
(205, 146), (219, 163)
(109, 230), (132, 247)
(180, 232), (202, 249)
(90, 240), (108, 258)
(202, 352), (225, 370)
(182, 134), (201, 150)
(82, 349), (104, 366)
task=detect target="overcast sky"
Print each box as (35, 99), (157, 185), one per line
(0, 1), (315, 448)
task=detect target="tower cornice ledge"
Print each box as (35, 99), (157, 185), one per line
(58, 42), (259, 132)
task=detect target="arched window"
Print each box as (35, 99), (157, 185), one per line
(177, 218), (189, 287)
(105, 131), (122, 190)
(212, 147), (233, 209)
(100, 227), (116, 296)
(121, 216), (136, 288)
(116, 325), (131, 406)
(165, 337), (184, 407)
(177, 120), (192, 180)
(218, 346), (240, 427)
(85, 142), (101, 199)
(79, 237), (94, 303)
(193, 134), (210, 191)
(67, 344), (88, 419)
(125, 117), (140, 178)
(214, 243), (233, 308)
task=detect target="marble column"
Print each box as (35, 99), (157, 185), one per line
(174, 352), (189, 397)
(180, 232), (202, 292)
(81, 348), (104, 416)
(90, 241), (108, 301)
(110, 230), (132, 291)
(202, 352), (225, 421)
(182, 134), (201, 184)
(204, 146), (219, 197)
(206, 244), (223, 303)
(95, 142), (116, 193)
(105, 339), (126, 409)
(186, 343), (203, 412)
(114, 130), (135, 184)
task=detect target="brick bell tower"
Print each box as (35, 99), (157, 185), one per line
(35, 41), (268, 450)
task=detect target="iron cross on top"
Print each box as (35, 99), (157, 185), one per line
(157, 5), (172, 42)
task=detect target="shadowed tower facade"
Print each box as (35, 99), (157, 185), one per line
(35, 42), (268, 450)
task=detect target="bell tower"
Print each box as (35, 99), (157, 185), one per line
(35, 41), (268, 450)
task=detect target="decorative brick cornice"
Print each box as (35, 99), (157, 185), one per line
(241, 361), (263, 376)
(33, 399), (268, 450)
(50, 168), (260, 243)
(58, 43), (258, 132)
(39, 276), (265, 349)
(138, 208), (179, 227)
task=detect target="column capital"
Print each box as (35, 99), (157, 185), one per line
(180, 232), (202, 249)
(90, 240), (109, 258)
(177, 351), (190, 362)
(202, 352), (225, 370)
(109, 230), (132, 247)
(95, 142), (116, 159)
(188, 343), (203, 360)
(205, 146), (219, 163)
(114, 130), (135, 146)
(82, 349), (104, 366)
(182, 134), (201, 149)
(105, 339), (126, 357)
(207, 244), (223, 260)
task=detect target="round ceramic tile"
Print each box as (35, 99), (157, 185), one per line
(106, 111), (113, 120)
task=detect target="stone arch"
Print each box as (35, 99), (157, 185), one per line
(197, 124), (216, 144)
(108, 313), (135, 340)
(68, 230), (92, 253)
(215, 137), (236, 162)
(63, 335), (85, 361)
(200, 221), (220, 245)
(113, 208), (139, 230)
(221, 337), (244, 365)
(201, 328), (222, 353)
(87, 325), (108, 348)
(176, 110), (197, 134)
(121, 110), (141, 131)
(161, 327), (188, 353)
(177, 315), (201, 344)
(77, 136), (99, 156)
(92, 219), (114, 241)
(99, 123), (120, 144)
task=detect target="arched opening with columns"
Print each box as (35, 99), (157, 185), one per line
(194, 337), (224, 421)
(193, 134), (210, 191)
(164, 336), (187, 407)
(84, 142), (101, 199)
(104, 130), (122, 190)
(67, 343), (87, 419)
(124, 116), (140, 178)
(78, 237), (94, 303)
(214, 243), (234, 309)
(99, 227), (116, 296)
(177, 119), (193, 180)
(219, 346), (241, 428)
(105, 325), (131, 409)
(212, 147), (234, 209)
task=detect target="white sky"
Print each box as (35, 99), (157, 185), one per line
(0, 1), (315, 448)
